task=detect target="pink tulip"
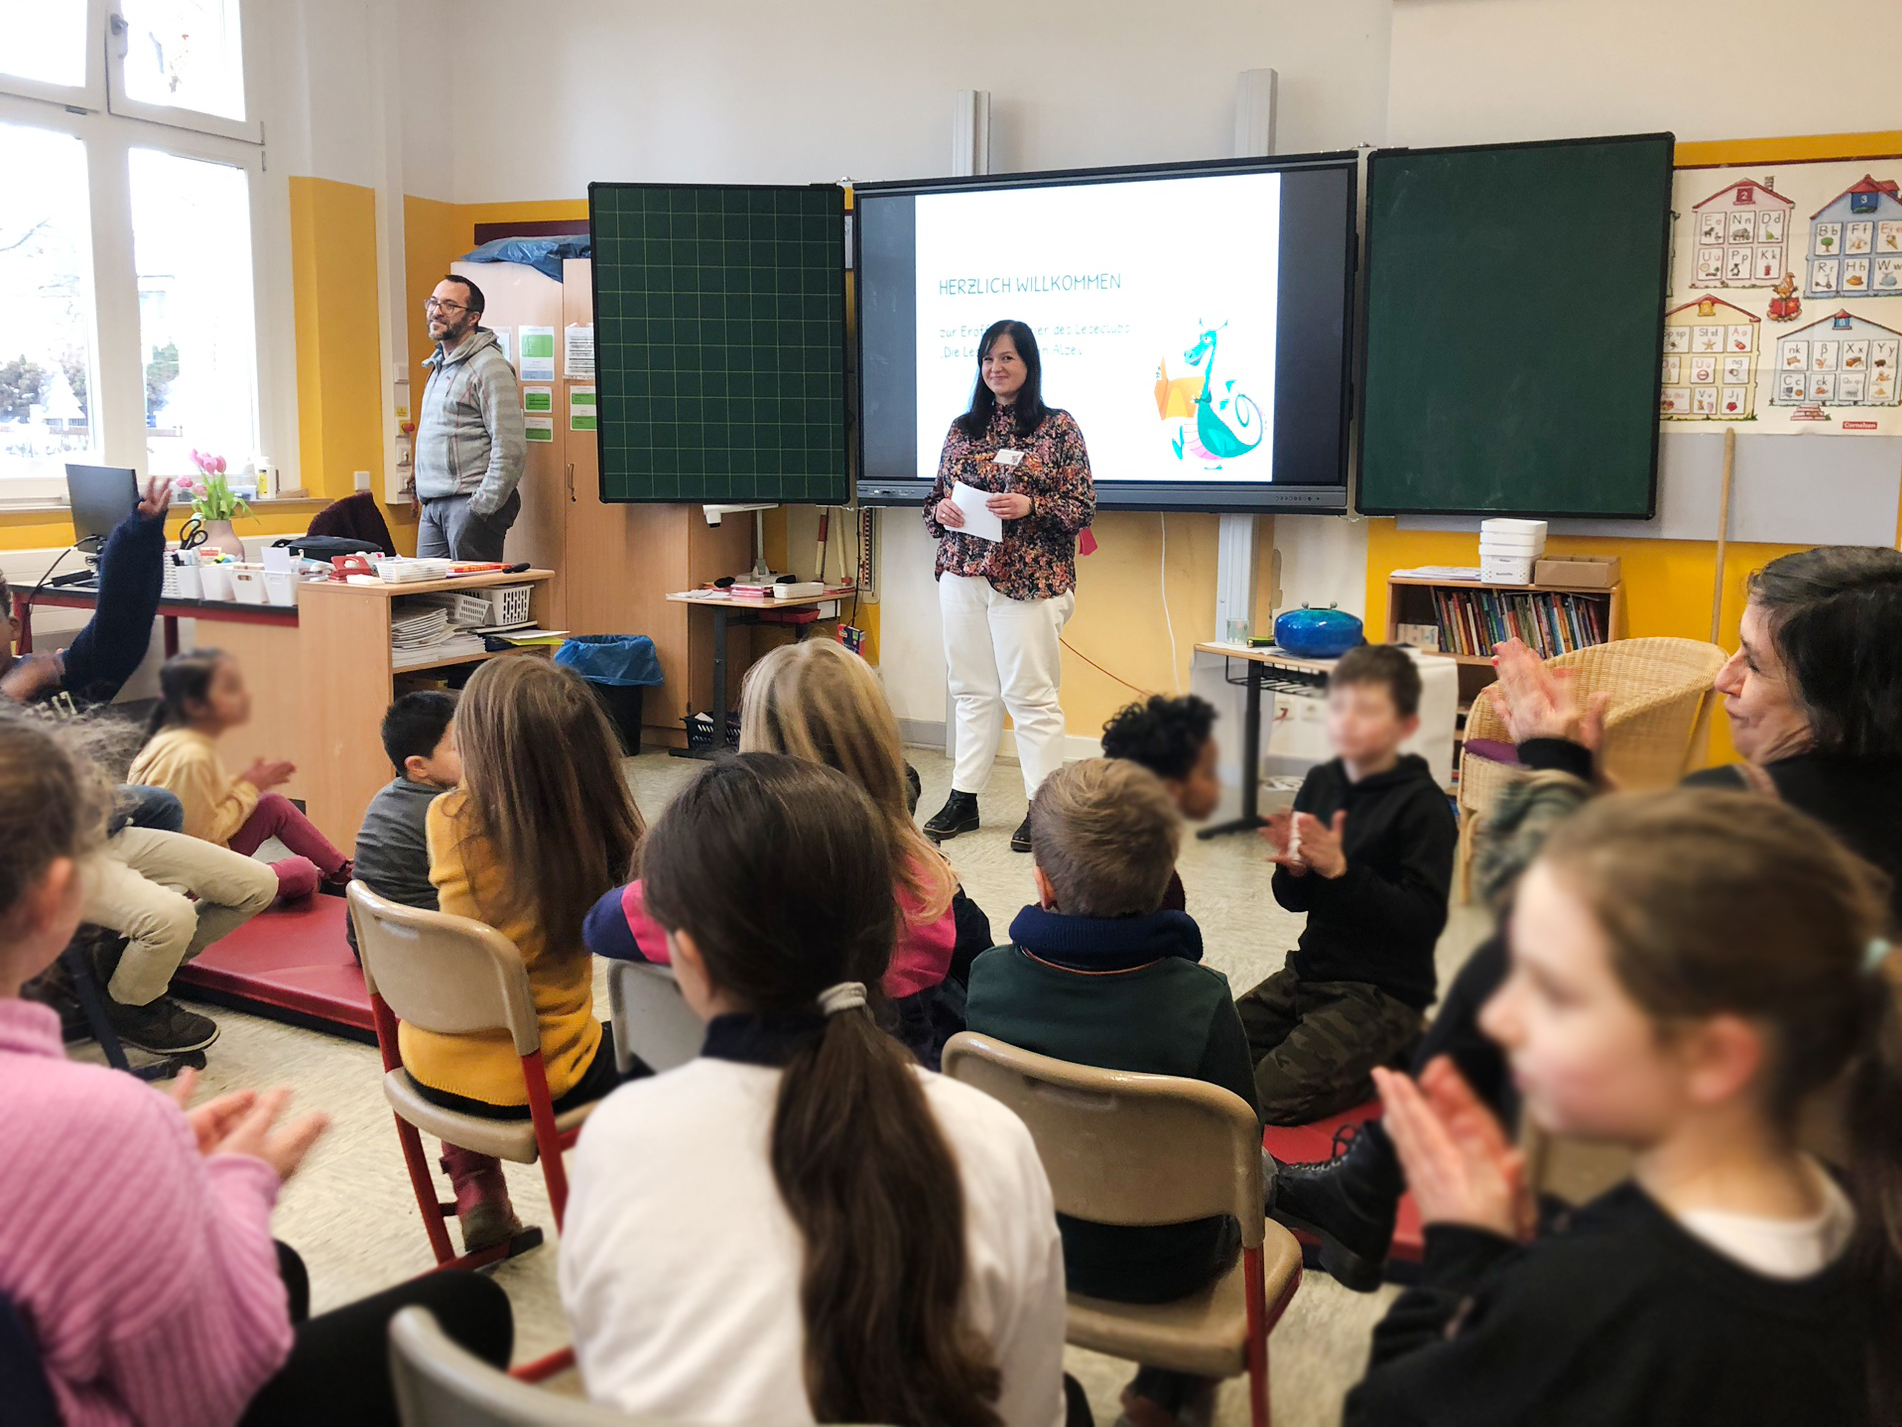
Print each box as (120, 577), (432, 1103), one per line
(213, 456), (226, 475)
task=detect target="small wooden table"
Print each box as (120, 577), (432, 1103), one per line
(1191, 641), (1334, 839)
(664, 588), (851, 758)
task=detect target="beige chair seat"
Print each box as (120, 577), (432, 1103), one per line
(1067, 1223), (1304, 1378)
(381, 1068), (599, 1163)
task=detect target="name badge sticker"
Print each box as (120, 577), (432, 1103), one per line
(993, 449), (1025, 467)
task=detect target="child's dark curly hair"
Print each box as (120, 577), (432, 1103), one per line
(1100, 694), (1216, 782)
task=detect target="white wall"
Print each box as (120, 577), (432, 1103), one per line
(1388, 0), (1902, 146)
(444, 0), (1393, 199)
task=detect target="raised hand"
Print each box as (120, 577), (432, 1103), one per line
(1294, 809), (1349, 879)
(1261, 807), (1307, 874)
(1374, 1062), (1530, 1239)
(207, 1086), (330, 1183)
(168, 1067), (260, 1157)
(1485, 639), (1611, 750)
(240, 759), (296, 791)
(138, 477), (175, 520)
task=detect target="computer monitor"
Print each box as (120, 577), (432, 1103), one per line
(65, 464), (140, 548)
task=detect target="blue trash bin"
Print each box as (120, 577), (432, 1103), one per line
(555, 635), (664, 756)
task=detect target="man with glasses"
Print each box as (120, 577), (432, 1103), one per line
(415, 275), (526, 561)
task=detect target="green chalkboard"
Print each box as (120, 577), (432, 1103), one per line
(589, 183), (848, 504)
(1358, 135), (1674, 517)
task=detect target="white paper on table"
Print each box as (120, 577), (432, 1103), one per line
(950, 481), (1004, 542)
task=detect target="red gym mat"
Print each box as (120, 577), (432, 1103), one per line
(1262, 1101), (1424, 1269)
(174, 895), (375, 1043)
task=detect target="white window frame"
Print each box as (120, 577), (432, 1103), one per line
(106, 0), (264, 146)
(0, 0), (110, 111)
(0, 0), (288, 505)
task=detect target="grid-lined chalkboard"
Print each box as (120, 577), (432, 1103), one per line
(589, 183), (848, 503)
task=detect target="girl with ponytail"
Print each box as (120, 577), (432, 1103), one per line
(1346, 787), (1902, 1426)
(560, 752), (1072, 1427)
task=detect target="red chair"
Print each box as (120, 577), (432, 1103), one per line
(347, 882), (600, 1272)
(944, 1032), (1303, 1427)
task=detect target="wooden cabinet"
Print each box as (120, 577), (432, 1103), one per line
(453, 256), (750, 747)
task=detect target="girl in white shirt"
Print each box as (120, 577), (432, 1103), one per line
(561, 751), (1074, 1427)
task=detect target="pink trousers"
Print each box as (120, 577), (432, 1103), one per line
(229, 792), (348, 900)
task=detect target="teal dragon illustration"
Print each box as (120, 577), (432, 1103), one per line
(1157, 322), (1263, 462)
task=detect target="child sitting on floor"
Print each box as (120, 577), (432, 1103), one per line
(129, 648), (351, 901)
(584, 639), (988, 1068)
(1346, 789), (1900, 1427)
(1238, 643), (1456, 1125)
(965, 757), (1257, 1427)
(1101, 693), (1222, 911)
(0, 717), (513, 1427)
(401, 657), (643, 1253)
(561, 752), (1075, 1427)
(347, 692), (459, 956)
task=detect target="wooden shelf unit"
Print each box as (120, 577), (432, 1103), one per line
(1386, 573), (1627, 712)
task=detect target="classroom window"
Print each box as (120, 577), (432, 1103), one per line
(0, 124), (97, 493)
(130, 148), (258, 477)
(0, 0), (269, 501)
(113, 0), (250, 126)
(0, 0), (90, 89)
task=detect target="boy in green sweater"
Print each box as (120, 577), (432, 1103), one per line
(965, 757), (1258, 1427)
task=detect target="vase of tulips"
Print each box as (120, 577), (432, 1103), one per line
(181, 450), (251, 559)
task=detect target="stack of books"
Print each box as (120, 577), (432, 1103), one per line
(1430, 587), (1606, 659)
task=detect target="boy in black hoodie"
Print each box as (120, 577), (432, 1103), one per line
(966, 757), (1256, 1427)
(1238, 643), (1455, 1125)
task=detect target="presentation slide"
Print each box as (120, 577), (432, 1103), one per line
(855, 158), (1355, 513)
(912, 174), (1281, 484)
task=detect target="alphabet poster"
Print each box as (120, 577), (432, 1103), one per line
(1663, 157), (1902, 433)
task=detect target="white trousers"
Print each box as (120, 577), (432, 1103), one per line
(81, 827), (279, 1005)
(939, 574), (1075, 799)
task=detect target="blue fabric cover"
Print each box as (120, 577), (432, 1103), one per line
(457, 236), (590, 282)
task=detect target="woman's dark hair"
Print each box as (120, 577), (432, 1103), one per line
(1747, 546), (1902, 758)
(1539, 788), (1902, 1415)
(1101, 694), (1217, 781)
(145, 648), (228, 737)
(449, 657), (642, 958)
(641, 753), (1002, 1427)
(953, 319), (1049, 439)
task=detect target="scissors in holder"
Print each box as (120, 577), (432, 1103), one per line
(177, 516), (210, 552)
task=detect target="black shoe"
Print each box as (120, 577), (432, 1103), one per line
(1010, 814), (1034, 853)
(105, 995), (221, 1055)
(1266, 1119), (1401, 1293)
(924, 790), (980, 842)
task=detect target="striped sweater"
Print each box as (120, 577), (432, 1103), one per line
(0, 999), (292, 1426)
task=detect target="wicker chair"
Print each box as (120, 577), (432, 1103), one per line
(1455, 637), (1730, 900)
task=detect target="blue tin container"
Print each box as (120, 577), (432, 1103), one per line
(1273, 603), (1365, 659)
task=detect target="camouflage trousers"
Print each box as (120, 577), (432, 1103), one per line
(1235, 957), (1424, 1126)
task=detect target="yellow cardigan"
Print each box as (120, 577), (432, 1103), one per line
(398, 790), (602, 1107)
(126, 728), (260, 846)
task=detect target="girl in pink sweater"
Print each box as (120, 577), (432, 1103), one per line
(0, 718), (512, 1427)
(584, 640), (990, 1068)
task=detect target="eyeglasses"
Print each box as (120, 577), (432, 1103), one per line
(424, 297), (470, 314)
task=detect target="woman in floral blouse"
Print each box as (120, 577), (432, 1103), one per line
(923, 319), (1095, 853)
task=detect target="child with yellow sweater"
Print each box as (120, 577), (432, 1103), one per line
(399, 655), (645, 1252)
(129, 649), (350, 900)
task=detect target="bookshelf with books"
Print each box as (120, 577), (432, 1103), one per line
(1386, 572), (1626, 715)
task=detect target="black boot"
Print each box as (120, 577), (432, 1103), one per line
(1010, 814), (1034, 853)
(924, 790), (980, 842)
(1266, 1119), (1402, 1293)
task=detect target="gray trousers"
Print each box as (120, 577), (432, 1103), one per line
(417, 489), (520, 561)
